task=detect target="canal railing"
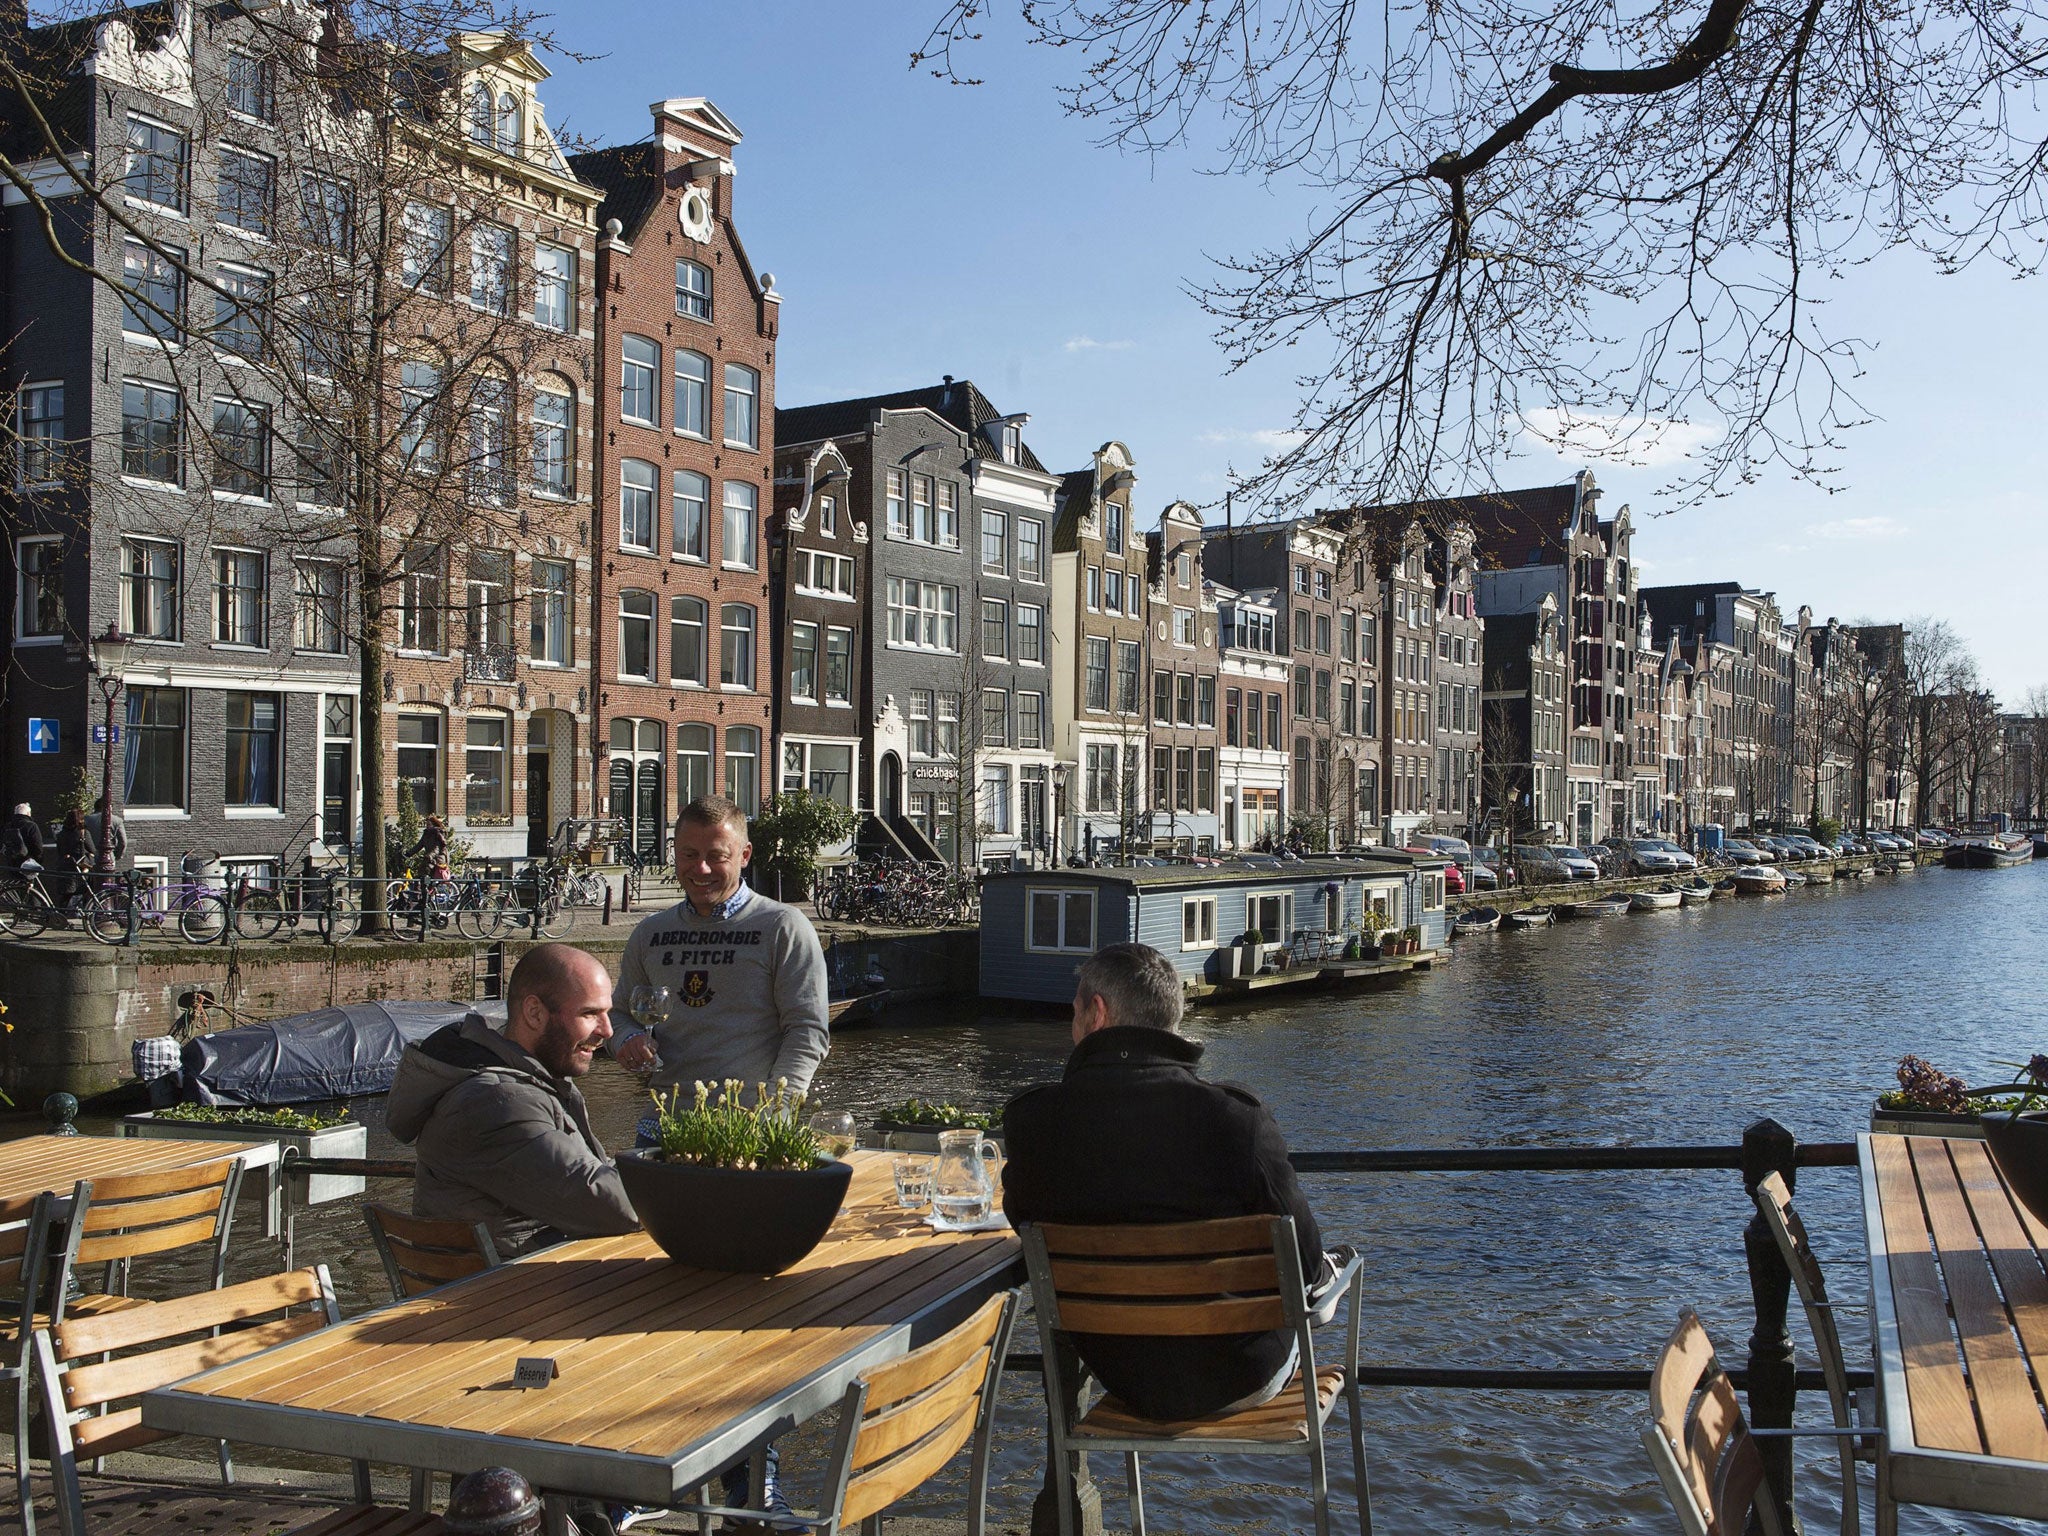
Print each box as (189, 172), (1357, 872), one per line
(277, 1116), (1851, 1536)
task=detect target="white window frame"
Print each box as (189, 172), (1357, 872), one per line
(620, 335), (659, 427)
(721, 481), (758, 570)
(533, 243), (573, 331)
(14, 537), (63, 642)
(1026, 886), (1097, 954)
(1181, 895), (1218, 950)
(618, 589), (656, 681)
(722, 362), (759, 450)
(619, 459), (657, 553)
(676, 258), (712, 320)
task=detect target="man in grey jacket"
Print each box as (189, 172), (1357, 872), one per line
(388, 943), (638, 1256)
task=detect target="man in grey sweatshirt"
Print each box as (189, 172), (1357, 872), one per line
(609, 794), (830, 1104)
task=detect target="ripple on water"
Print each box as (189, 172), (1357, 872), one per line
(74, 865), (2045, 1532)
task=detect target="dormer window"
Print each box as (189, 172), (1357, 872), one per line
(1001, 423), (1021, 462)
(468, 83), (493, 146)
(497, 92), (522, 153)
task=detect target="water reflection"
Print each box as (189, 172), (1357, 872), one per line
(83, 865), (2047, 1532)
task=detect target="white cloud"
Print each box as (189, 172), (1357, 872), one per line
(1518, 408), (1719, 468)
(1810, 515), (1909, 541)
(1198, 427), (1308, 450)
(1063, 335), (1134, 353)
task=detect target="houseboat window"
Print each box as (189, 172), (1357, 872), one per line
(1181, 896), (1217, 950)
(1247, 891), (1293, 940)
(1027, 888), (1095, 953)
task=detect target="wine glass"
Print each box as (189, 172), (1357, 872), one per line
(809, 1109), (857, 1160)
(626, 985), (670, 1078)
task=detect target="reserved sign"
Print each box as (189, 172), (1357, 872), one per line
(512, 1357), (558, 1390)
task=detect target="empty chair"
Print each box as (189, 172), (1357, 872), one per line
(361, 1202), (501, 1301)
(49, 1155), (243, 1319)
(0, 1191), (53, 1535)
(1640, 1307), (1784, 1536)
(1753, 1171), (1880, 1536)
(1022, 1214), (1368, 1536)
(678, 1288), (1020, 1535)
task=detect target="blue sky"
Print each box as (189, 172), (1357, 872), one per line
(538, 4), (2044, 701)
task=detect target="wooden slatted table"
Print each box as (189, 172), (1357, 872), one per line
(143, 1152), (1021, 1523)
(1860, 1133), (2048, 1528)
(0, 1133), (280, 1211)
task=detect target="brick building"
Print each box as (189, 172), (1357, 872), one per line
(1427, 524), (1484, 839)
(1143, 500), (1221, 853)
(1479, 593), (1568, 841)
(768, 438), (864, 829)
(571, 99), (779, 856)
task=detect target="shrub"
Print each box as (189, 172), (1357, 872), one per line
(750, 790), (859, 898)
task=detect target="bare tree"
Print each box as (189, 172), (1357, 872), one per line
(1900, 619), (1974, 828)
(1952, 688), (2004, 823)
(0, 2), (594, 923)
(2023, 685), (2048, 822)
(920, 1), (2048, 508)
(1830, 637), (1902, 832)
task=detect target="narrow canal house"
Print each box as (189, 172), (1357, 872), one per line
(767, 437), (863, 838)
(1641, 582), (1781, 832)
(1213, 583), (1290, 850)
(1378, 524), (1441, 847)
(776, 379), (1057, 869)
(571, 98), (778, 855)
(1427, 523), (1484, 841)
(0, 10), (601, 872)
(1052, 443), (1148, 860)
(1142, 500), (1221, 854)
(1478, 594), (1569, 842)
(978, 854), (1450, 1002)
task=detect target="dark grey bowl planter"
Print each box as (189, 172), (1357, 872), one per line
(616, 1150), (852, 1275)
(1981, 1112), (2048, 1226)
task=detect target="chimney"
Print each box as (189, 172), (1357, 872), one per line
(941, 374), (954, 406)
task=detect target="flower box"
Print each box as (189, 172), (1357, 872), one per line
(1869, 1105), (1984, 1138)
(117, 1113), (367, 1204)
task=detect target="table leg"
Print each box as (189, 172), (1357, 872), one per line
(1031, 1334), (1102, 1536)
(541, 1494), (577, 1536)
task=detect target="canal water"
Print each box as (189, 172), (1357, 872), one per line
(91, 862), (2048, 1533)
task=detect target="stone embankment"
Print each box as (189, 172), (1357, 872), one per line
(1444, 850), (1934, 915)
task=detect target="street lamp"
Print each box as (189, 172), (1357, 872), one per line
(88, 623), (130, 876)
(1049, 762), (1069, 867)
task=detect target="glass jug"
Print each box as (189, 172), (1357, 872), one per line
(930, 1128), (1002, 1230)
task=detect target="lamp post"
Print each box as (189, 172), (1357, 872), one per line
(88, 623), (130, 876)
(1049, 761), (1068, 867)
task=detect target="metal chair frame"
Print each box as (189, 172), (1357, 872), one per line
(1753, 1171), (1883, 1536)
(1022, 1215), (1369, 1536)
(1, 1191), (54, 1536)
(1641, 1308), (1786, 1536)
(360, 1202), (502, 1302)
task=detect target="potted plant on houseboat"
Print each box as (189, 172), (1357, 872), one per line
(871, 1098), (1005, 1153)
(1870, 1055), (2036, 1138)
(119, 1102), (367, 1204)
(616, 1079), (853, 1275)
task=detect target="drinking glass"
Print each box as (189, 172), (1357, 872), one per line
(626, 985), (670, 1078)
(892, 1155), (935, 1209)
(810, 1110), (857, 1160)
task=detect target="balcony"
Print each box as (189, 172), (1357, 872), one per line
(464, 642), (517, 682)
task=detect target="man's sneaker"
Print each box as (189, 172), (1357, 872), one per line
(604, 1504), (665, 1532)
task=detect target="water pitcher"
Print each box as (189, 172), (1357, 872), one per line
(930, 1128), (1002, 1230)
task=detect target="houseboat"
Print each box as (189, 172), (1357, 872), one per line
(1944, 832), (2035, 869)
(978, 852), (1452, 1005)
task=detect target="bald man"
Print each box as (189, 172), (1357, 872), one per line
(389, 943), (638, 1256)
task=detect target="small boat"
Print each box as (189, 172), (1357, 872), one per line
(1781, 869), (1808, 887)
(2033, 833), (2048, 860)
(1734, 867), (1787, 896)
(1677, 883), (1713, 907)
(140, 999), (489, 1107)
(1804, 863), (1835, 884)
(1453, 907), (1502, 935)
(1559, 894), (1632, 919)
(1944, 832), (2034, 869)
(1502, 907), (1554, 929)
(1630, 889), (1683, 911)
(1711, 878), (1738, 898)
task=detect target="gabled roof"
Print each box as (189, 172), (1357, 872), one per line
(2, 1), (177, 157)
(1639, 582), (1745, 649)
(567, 142), (662, 240)
(1052, 469), (1093, 552)
(775, 380), (1047, 472)
(1335, 483), (1584, 571)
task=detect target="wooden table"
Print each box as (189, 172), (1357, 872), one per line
(1860, 1132), (2048, 1528)
(0, 1132), (280, 1224)
(144, 1152), (1021, 1520)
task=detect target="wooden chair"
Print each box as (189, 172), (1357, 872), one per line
(674, 1288), (1020, 1535)
(1640, 1308), (1784, 1536)
(49, 1155), (243, 1321)
(362, 1202), (501, 1301)
(1753, 1171), (1881, 1536)
(1021, 1215), (1368, 1536)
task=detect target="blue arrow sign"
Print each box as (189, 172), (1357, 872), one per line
(27, 719), (59, 754)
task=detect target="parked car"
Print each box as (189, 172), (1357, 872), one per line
(1642, 839), (1698, 871)
(1546, 845), (1602, 880)
(1507, 846), (1566, 884)
(1782, 835), (1828, 859)
(1720, 839), (1771, 864)
(1403, 848), (1466, 894)
(1475, 848), (1517, 888)
(1916, 828), (1951, 848)
(1614, 839), (1686, 875)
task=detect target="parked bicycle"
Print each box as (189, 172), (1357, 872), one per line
(83, 852), (232, 944)
(229, 866), (362, 944)
(0, 858), (80, 937)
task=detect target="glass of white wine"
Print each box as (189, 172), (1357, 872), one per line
(809, 1109), (857, 1160)
(626, 985), (670, 1078)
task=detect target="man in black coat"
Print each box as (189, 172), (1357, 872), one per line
(1002, 942), (1330, 1421)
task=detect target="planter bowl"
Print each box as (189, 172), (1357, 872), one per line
(1981, 1112), (2048, 1226)
(616, 1150), (852, 1274)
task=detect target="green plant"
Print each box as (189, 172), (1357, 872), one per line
(55, 766), (94, 819)
(749, 790), (860, 897)
(151, 1102), (350, 1133)
(1814, 816), (1843, 845)
(879, 1097), (999, 1131)
(650, 1078), (822, 1171)
(1241, 929), (1265, 945)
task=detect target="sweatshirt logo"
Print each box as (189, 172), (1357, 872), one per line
(681, 970), (714, 1008)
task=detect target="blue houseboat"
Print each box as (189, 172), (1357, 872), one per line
(979, 853), (1451, 1005)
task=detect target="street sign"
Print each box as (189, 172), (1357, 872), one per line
(27, 719), (58, 754)
(90, 724), (122, 745)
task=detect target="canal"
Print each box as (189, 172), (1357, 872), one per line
(98, 861), (2048, 1533)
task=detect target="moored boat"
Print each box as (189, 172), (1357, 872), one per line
(1944, 832), (2034, 869)
(1454, 906), (1503, 935)
(1675, 880), (1715, 906)
(1559, 894), (1632, 918)
(1734, 867), (1787, 896)
(1502, 907), (1554, 929)
(1630, 889), (1683, 911)
(1781, 869), (1808, 887)
(1804, 863), (1835, 884)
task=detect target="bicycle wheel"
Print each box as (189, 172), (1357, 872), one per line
(813, 876), (840, 923)
(0, 881), (50, 937)
(177, 891), (231, 943)
(316, 885), (361, 944)
(536, 894), (576, 938)
(457, 890), (511, 940)
(85, 887), (138, 945)
(234, 889), (286, 941)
